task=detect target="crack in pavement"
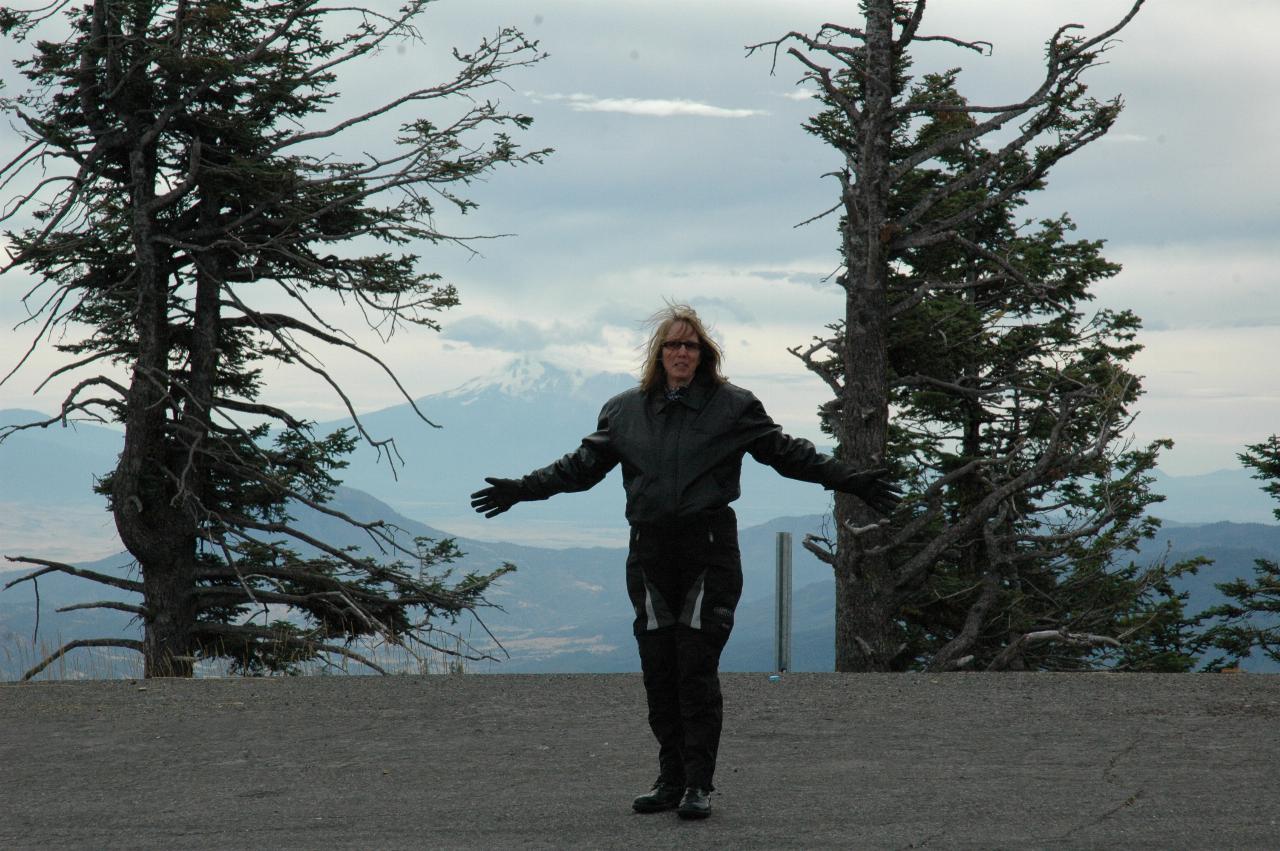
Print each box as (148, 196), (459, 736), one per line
(1053, 731), (1147, 843)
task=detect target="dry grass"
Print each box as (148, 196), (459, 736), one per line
(1, 634), (143, 681)
(0, 633), (475, 682)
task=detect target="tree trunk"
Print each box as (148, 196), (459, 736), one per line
(831, 0), (899, 671)
(111, 142), (198, 678)
(834, 490), (904, 670)
(141, 556), (198, 677)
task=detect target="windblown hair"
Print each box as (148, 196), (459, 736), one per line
(638, 303), (726, 393)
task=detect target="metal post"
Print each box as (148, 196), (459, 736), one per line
(775, 531), (793, 673)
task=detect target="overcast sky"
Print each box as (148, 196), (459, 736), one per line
(2, 0), (1277, 476)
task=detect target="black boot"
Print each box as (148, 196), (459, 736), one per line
(677, 787), (711, 820)
(632, 779), (684, 813)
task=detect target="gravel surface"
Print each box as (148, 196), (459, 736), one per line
(2, 672), (1278, 849)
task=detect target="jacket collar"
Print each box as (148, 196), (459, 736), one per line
(655, 374), (712, 413)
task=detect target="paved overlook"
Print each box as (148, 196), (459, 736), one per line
(2, 673), (1278, 849)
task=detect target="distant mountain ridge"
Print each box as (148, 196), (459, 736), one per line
(4, 485), (1278, 678)
(4, 357), (1275, 543)
(0, 488), (841, 677)
(1151, 468), (1279, 526)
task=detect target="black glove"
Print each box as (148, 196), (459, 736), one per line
(836, 468), (903, 516)
(470, 476), (526, 518)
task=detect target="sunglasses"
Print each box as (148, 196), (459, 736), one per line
(662, 341), (702, 352)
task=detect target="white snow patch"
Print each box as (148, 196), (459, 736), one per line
(435, 355), (603, 402)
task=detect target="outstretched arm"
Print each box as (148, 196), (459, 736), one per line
(742, 395), (902, 515)
(470, 404), (619, 518)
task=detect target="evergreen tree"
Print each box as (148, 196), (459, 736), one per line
(751, 0), (1196, 671)
(0, 0), (546, 678)
(1194, 436), (1280, 670)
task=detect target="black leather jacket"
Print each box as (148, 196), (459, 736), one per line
(517, 375), (857, 525)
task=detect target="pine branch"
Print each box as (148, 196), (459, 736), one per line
(3, 557), (142, 595)
(57, 600), (146, 616)
(193, 622), (389, 674)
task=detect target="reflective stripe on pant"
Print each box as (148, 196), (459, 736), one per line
(625, 508), (742, 636)
(636, 624), (730, 791)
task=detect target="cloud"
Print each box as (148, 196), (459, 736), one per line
(532, 92), (767, 118)
(688, 296), (757, 324)
(441, 312), (636, 355)
(746, 268), (838, 290)
(442, 316), (559, 352)
(1101, 239), (1280, 332)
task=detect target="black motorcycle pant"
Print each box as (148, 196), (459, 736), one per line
(627, 508), (741, 791)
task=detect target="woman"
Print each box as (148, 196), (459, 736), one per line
(471, 304), (899, 820)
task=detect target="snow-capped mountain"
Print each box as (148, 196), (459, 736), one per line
(437, 356), (630, 405)
(312, 357), (639, 545)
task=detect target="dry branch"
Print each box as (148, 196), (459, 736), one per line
(986, 629), (1121, 671)
(20, 638), (145, 681)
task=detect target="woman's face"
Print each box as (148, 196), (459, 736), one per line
(661, 321), (702, 388)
